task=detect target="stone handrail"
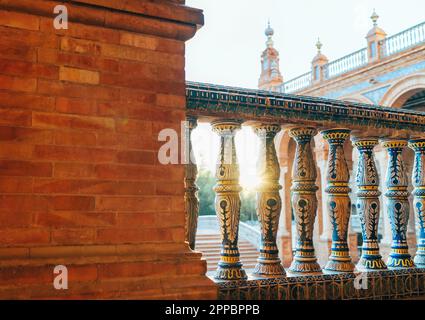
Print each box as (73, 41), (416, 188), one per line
(283, 48), (368, 92)
(281, 20), (425, 93)
(281, 71), (312, 93)
(323, 48), (368, 80)
(382, 20), (425, 56)
(185, 81), (425, 292)
(186, 81), (425, 133)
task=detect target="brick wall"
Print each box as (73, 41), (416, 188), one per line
(0, 0), (216, 299)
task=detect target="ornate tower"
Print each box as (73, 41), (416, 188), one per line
(258, 22), (283, 91)
(366, 9), (387, 62)
(311, 38), (328, 83)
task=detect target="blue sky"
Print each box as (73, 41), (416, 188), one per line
(186, 0), (425, 88)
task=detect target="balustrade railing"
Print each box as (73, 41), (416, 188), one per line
(382, 21), (425, 57)
(184, 82), (425, 298)
(281, 20), (425, 94)
(323, 48), (368, 80)
(281, 72), (312, 93)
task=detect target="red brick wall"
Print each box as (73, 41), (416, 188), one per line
(0, 0), (216, 299)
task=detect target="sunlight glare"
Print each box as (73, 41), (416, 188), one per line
(192, 123), (260, 191)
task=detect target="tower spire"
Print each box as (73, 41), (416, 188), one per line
(265, 20), (274, 48)
(312, 37), (328, 83)
(366, 9), (386, 61)
(316, 38), (323, 53)
(371, 9), (379, 27)
(258, 21), (283, 91)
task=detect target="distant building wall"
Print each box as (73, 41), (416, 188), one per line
(298, 44), (425, 107)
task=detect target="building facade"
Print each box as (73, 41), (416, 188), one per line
(1, 1), (425, 300)
(259, 11), (425, 110)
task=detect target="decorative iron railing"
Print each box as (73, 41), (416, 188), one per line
(382, 21), (425, 56)
(185, 82), (425, 300)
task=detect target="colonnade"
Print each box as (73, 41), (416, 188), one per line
(184, 118), (425, 280)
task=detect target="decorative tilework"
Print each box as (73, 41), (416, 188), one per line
(215, 268), (425, 300)
(324, 82), (371, 100)
(186, 82), (425, 133)
(362, 85), (391, 104)
(322, 60), (425, 100)
(376, 60), (425, 83)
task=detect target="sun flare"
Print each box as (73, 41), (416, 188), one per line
(192, 123), (261, 191)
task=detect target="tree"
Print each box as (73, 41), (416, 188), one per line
(240, 189), (257, 222)
(197, 169), (216, 216)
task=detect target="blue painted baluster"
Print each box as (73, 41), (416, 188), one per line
(352, 138), (387, 270)
(408, 139), (425, 267)
(288, 127), (321, 274)
(381, 139), (415, 268)
(322, 129), (355, 272)
(252, 124), (285, 277)
(211, 119), (247, 280)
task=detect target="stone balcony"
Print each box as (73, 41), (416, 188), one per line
(184, 81), (425, 300)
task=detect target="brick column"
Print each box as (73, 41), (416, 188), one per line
(0, 0), (216, 299)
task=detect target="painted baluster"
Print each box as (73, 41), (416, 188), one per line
(253, 124), (285, 277)
(211, 120), (247, 280)
(352, 138), (387, 270)
(408, 139), (425, 267)
(381, 140), (415, 268)
(322, 129), (355, 272)
(288, 127), (321, 273)
(184, 116), (199, 250)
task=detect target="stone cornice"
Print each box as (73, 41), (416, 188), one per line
(186, 81), (425, 133)
(0, 0), (203, 41)
(70, 0), (203, 26)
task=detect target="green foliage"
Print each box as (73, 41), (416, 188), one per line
(197, 169), (216, 216)
(197, 169), (257, 222)
(240, 189), (257, 222)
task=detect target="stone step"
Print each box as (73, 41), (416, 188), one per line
(195, 231), (259, 273)
(203, 256), (258, 265)
(196, 234), (221, 239)
(196, 239), (252, 244)
(196, 247), (256, 252)
(198, 250), (258, 256)
(207, 263), (257, 269)
(206, 262), (257, 269)
(195, 245), (256, 251)
(197, 240), (253, 244)
(203, 259), (258, 266)
(207, 263), (257, 271)
(201, 252), (258, 258)
(202, 254), (258, 262)
(197, 249), (255, 254)
(195, 243), (255, 249)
